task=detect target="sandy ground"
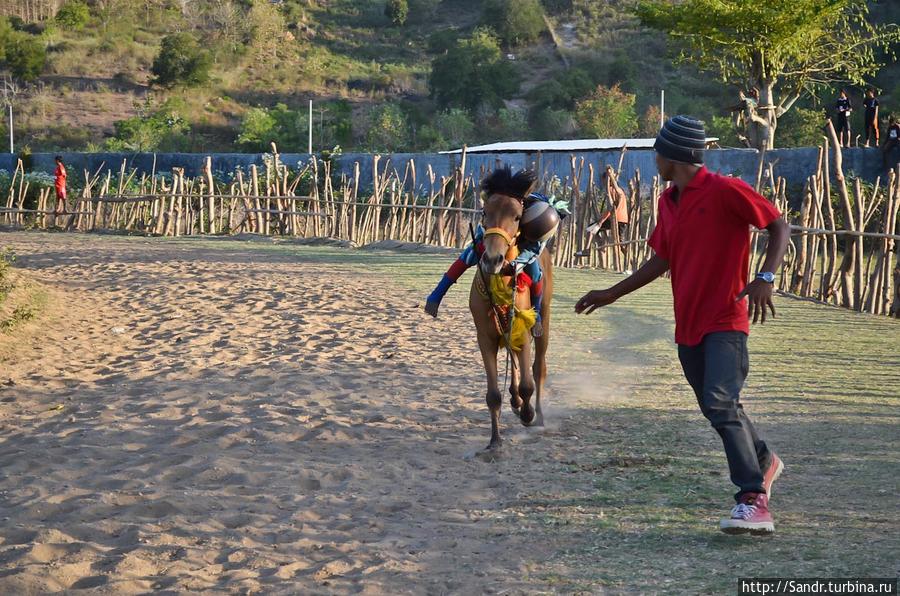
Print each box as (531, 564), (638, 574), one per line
(0, 233), (603, 595)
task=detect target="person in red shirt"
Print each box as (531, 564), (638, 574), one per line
(574, 116), (790, 535)
(54, 156), (67, 214)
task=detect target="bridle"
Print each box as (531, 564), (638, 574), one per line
(481, 193), (523, 249)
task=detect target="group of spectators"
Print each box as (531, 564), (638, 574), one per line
(831, 88), (900, 171)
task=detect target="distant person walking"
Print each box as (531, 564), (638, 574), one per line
(863, 89), (880, 147)
(577, 165), (629, 262)
(54, 156), (67, 214)
(834, 90), (853, 147)
(883, 115), (900, 172)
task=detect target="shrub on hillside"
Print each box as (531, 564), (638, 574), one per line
(527, 67), (592, 111)
(530, 107), (576, 139)
(482, 0), (545, 46)
(574, 84), (638, 138)
(2, 30), (46, 81)
(434, 108), (475, 149)
(427, 29), (458, 55)
(236, 104), (306, 152)
(151, 32), (211, 88)
(366, 103), (407, 152)
(56, 1), (90, 31)
(429, 28), (520, 112)
(384, 0), (409, 26)
(105, 110), (189, 152)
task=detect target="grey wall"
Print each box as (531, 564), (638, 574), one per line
(1, 147), (891, 193)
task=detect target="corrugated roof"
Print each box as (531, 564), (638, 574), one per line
(441, 137), (719, 154)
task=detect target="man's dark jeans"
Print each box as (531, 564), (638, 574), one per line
(677, 331), (773, 500)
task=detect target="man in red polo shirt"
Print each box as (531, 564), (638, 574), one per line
(575, 115), (790, 535)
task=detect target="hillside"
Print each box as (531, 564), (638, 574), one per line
(1, 0), (899, 154)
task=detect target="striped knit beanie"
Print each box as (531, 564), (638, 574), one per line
(654, 115), (706, 165)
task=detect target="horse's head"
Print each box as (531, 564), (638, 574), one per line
(479, 167), (537, 274)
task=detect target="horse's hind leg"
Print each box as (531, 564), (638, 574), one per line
(477, 331), (503, 450)
(532, 323), (549, 427)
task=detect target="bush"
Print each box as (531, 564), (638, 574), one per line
(434, 108), (475, 148)
(575, 84), (638, 138)
(105, 109), (190, 152)
(429, 28), (520, 112)
(777, 107), (828, 148)
(482, 0), (545, 46)
(366, 103), (407, 152)
(527, 67), (592, 111)
(151, 32), (211, 88)
(1, 29), (46, 81)
(237, 107), (279, 151)
(385, 0), (409, 26)
(427, 29), (458, 55)
(236, 103), (307, 152)
(55, 1), (90, 31)
(530, 107), (576, 139)
(706, 115), (743, 148)
(639, 105), (663, 137)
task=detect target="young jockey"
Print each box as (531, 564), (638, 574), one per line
(424, 192), (560, 338)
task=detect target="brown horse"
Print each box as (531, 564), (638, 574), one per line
(470, 168), (554, 452)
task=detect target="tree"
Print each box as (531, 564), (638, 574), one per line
(429, 28), (519, 112)
(482, 0), (545, 47)
(574, 84), (638, 138)
(636, 0), (900, 149)
(55, 1), (90, 30)
(384, 0), (408, 26)
(151, 32), (212, 87)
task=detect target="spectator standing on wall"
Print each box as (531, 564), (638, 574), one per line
(863, 89), (880, 148)
(834, 90), (853, 147)
(54, 156), (67, 214)
(883, 115), (900, 172)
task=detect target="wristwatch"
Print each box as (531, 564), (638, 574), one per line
(756, 271), (776, 283)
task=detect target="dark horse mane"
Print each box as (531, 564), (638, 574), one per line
(481, 166), (537, 200)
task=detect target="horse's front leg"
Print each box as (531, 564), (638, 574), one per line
(507, 352), (522, 414)
(476, 329), (503, 450)
(516, 339), (536, 426)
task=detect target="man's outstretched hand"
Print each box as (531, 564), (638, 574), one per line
(574, 289), (619, 314)
(737, 279), (776, 324)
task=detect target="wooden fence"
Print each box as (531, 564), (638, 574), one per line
(2, 141), (899, 318)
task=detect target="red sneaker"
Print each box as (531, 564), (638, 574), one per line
(763, 453), (784, 496)
(720, 493), (774, 535)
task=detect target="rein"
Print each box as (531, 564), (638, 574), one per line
(470, 222), (517, 388)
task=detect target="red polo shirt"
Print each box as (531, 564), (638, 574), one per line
(648, 167), (781, 346)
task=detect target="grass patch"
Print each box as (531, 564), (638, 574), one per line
(0, 249), (47, 334)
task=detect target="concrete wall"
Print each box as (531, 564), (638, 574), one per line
(0, 147), (891, 192)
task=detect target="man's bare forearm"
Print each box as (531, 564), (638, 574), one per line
(760, 218), (790, 274)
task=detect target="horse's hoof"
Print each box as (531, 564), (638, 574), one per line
(510, 395), (523, 412)
(472, 442), (502, 462)
(519, 404), (535, 426)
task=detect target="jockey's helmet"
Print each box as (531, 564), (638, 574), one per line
(520, 197), (560, 242)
